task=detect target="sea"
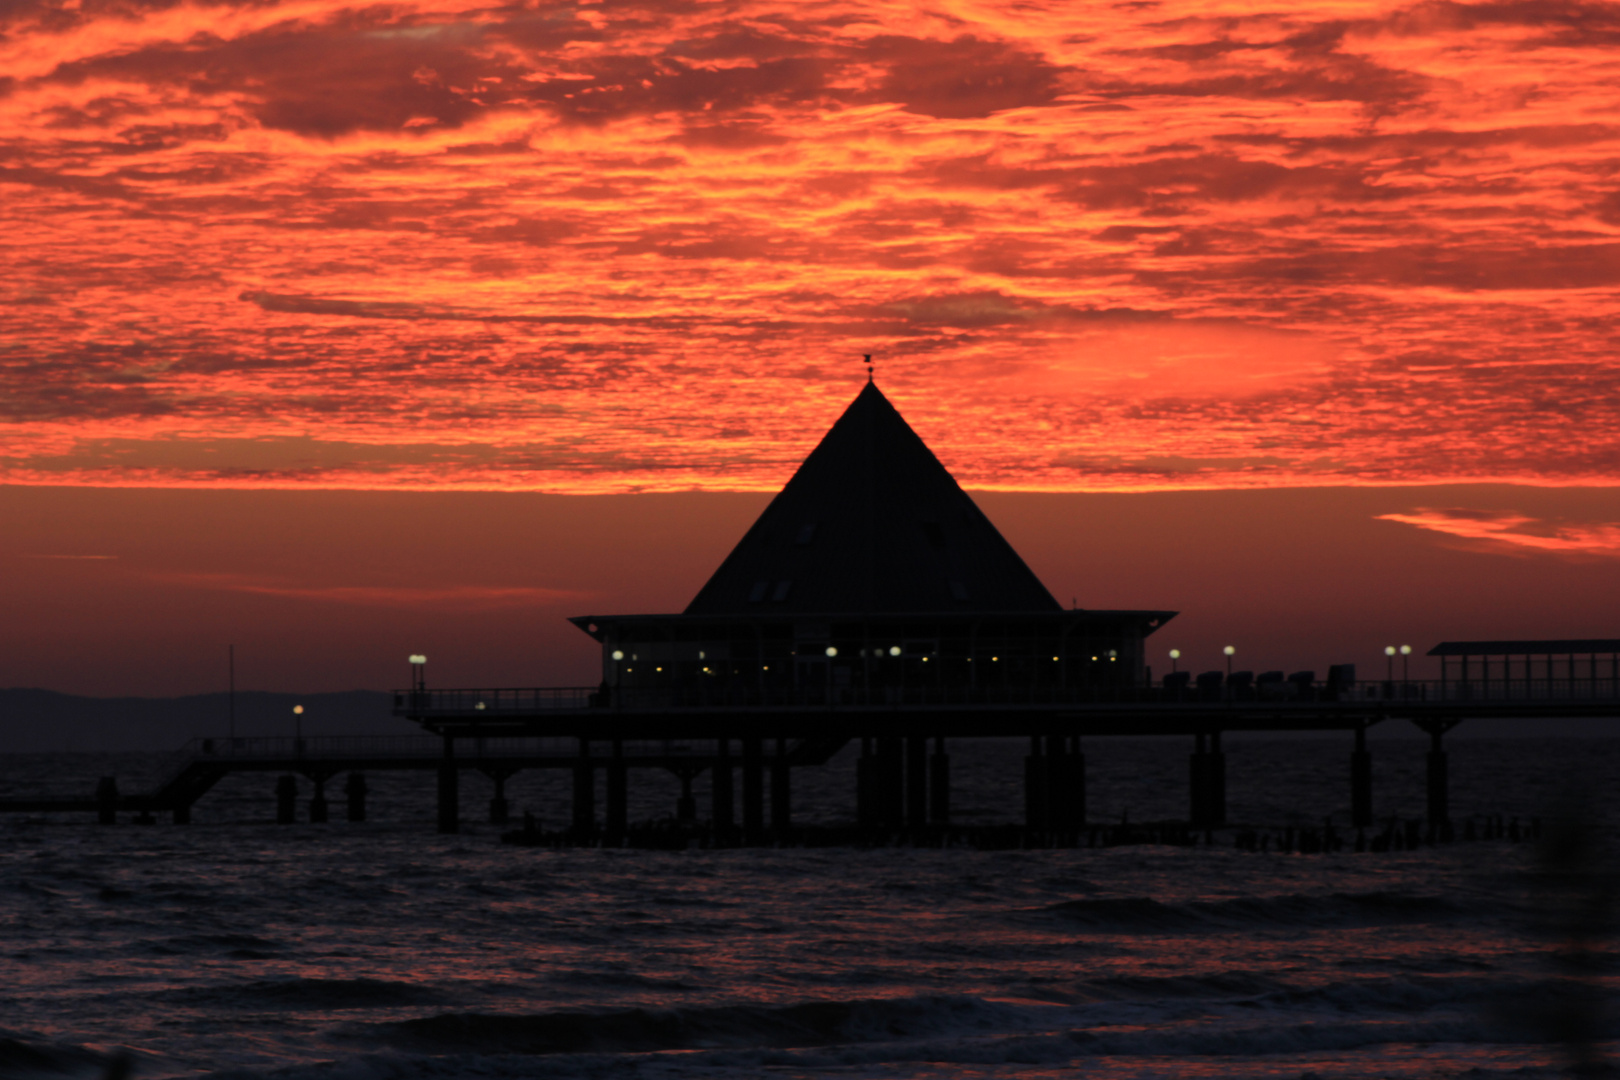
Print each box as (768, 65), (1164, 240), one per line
(2, 735), (1617, 1080)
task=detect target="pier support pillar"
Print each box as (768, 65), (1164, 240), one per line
(929, 738), (950, 825)
(1025, 737), (1049, 832)
(346, 771), (368, 823)
(96, 777), (118, 825)
(310, 776), (329, 824)
(856, 739), (878, 829)
(1049, 736), (1085, 832)
(1209, 731), (1226, 826)
(488, 770), (512, 825)
(675, 769), (698, 823)
(712, 739), (734, 832)
(906, 737), (928, 829)
(572, 741), (595, 838)
(1350, 726), (1372, 829)
(1189, 733), (1215, 827)
(436, 739), (459, 835)
(770, 740), (791, 834)
(1425, 727), (1449, 827)
(742, 737), (764, 835)
(606, 742), (628, 842)
(172, 802), (191, 825)
(275, 775), (297, 825)
(878, 739), (904, 827)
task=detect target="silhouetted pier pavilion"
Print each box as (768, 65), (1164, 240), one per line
(392, 383), (1620, 839)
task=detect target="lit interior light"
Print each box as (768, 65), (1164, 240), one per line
(825, 646), (838, 658)
(476, 702), (486, 710)
(612, 650), (624, 661)
(922, 657), (929, 663)
(1052, 656), (1059, 661)
(1091, 656), (1098, 661)
(889, 646), (901, 656)
(699, 650), (706, 660)
(656, 666), (663, 672)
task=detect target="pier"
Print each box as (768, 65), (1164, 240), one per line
(7, 384), (1617, 842)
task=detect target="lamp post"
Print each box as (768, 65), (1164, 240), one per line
(1384, 645), (1396, 682)
(408, 653), (427, 692)
(1223, 645), (1235, 678)
(292, 704), (304, 757)
(1169, 648), (1180, 674)
(1400, 644), (1411, 682)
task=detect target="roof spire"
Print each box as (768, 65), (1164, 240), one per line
(863, 353), (873, 383)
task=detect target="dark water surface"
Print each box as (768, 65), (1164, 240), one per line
(2, 737), (1616, 1079)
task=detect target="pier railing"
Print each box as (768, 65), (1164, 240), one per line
(159, 733), (796, 768)
(394, 677), (1620, 715)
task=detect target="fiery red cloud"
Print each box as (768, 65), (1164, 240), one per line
(2, 0), (1619, 492)
(1377, 508), (1620, 556)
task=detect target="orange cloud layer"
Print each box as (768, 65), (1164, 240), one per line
(2, 0), (1619, 491)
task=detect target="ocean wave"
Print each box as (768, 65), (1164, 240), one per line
(152, 978), (452, 1010)
(352, 994), (1028, 1055)
(1041, 891), (1465, 932)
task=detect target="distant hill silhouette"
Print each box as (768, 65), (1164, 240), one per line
(0, 688), (409, 752)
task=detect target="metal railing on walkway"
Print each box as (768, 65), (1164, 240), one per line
(394, 677), (1620, 714)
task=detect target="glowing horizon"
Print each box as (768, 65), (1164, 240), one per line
(4, 0), (1619, 493)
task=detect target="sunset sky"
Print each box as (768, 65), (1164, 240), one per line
(3, 0), (1619, 696)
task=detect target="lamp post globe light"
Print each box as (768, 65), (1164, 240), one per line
(1223, 645), (1235, 677)
(1169, 648), (1180, 674)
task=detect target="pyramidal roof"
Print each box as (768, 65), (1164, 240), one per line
(684, 381), (1061, 615)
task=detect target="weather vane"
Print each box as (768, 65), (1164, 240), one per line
(863, 353), (873, 383)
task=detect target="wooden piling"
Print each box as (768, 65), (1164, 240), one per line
(1350, 725), (1372, 828)
(1024, 736), (1049, 831)
(571, 740), (595, 837)
(1425, 727), (1449, 827)
(606, 741), (628, 840)
(856, 738), (878, 829)
(741, 737), (764, 833)
(711, 738), (734, 831)
(435, 737), (459, 834)
(905, 737), (928, 828)
(770, 739), (791, 833)
(929, 737), (950, 826)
